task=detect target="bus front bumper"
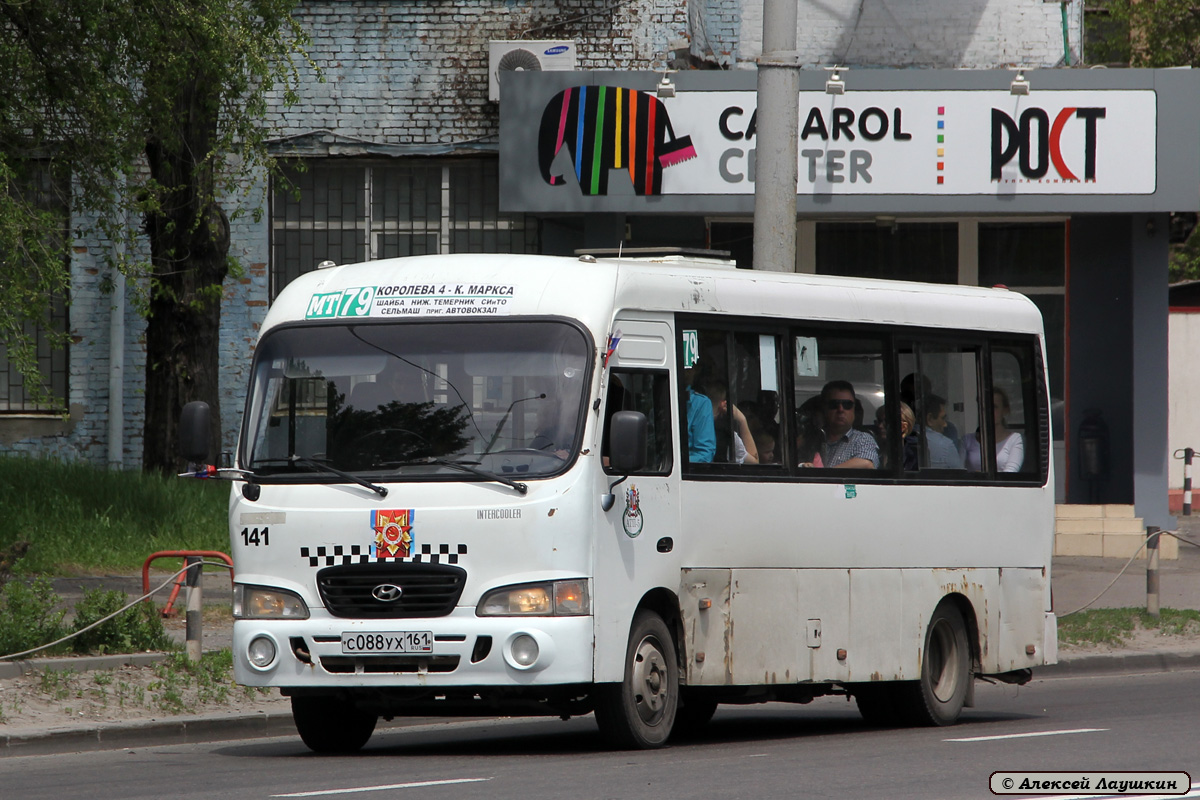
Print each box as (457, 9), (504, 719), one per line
(231, 610), (594, 688)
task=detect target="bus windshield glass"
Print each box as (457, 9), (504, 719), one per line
(241, 320), (591, 480)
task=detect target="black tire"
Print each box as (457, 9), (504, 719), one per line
(594, 611), (679, 749)
(670, 693), (718, 741)
(291, 695), (377, 753)
(898, 601), (971, 726)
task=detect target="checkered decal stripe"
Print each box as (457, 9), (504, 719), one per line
(299, 545), (370, 567)
(300, 543), (468, 567)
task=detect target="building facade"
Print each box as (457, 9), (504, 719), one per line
(6, 0), (1198, 529)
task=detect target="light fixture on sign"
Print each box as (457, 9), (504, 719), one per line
(825, 66), (845, 95)
(1010, 69), (1030, 96)
(656, 72), (676, 99)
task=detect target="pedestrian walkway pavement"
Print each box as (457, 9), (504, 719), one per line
(3, 519), (1200, 756)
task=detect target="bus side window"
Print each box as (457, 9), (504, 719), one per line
(603, 371), (673, 474)
(989, 344), (1039, 477)
(794, 333), (885, 471)
(902, 344), (982, 474)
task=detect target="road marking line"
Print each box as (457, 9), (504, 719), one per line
(272, 778), (492, 797)
(945, 727), (1108, 742)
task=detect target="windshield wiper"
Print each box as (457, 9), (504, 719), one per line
(384, 457), (528, 495)
(251, 456), (388, 498)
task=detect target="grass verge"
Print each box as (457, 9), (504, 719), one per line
(1057, 607), (1200, 647)
(0, 650), (273, 725)
(0, 456), (229, 574)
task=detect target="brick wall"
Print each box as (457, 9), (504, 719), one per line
(266, 0), (690, 144)
(739, 0), (1083, 69)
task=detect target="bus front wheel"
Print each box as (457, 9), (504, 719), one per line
(904, 601), (971, 726)
(594, 611), (679, 749)
(291, 695), (377, 753)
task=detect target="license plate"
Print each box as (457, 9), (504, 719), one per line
(340, 631), (433, 654)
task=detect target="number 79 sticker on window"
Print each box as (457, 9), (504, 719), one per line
(305, 286), (376, 319)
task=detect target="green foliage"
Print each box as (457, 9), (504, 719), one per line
(0, 576), (67, 656)
(150, 650), (239, 712)
(69, 589), (175, 655)
(1058, 607), (1200, 646)
(1086, 0), (1200, 67)
(38, 668), (79, 701)
(1170, 225), (1200, 284)
(0, 456), (229, 573)
(1, 0), (314, 440)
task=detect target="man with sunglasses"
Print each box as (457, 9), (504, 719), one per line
(817, 380), (879, 469)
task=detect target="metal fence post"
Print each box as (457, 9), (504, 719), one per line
(1146, 525), (1160, 618)
(185, 555), (203, 662)
(1184, 448), (1194, 516)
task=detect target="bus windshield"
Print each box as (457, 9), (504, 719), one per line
(241, 320), (591, 480)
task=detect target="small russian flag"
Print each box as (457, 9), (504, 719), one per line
(605, 329), (622, 366)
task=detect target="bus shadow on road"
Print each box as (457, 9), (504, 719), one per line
(217, 704), (1042, 760)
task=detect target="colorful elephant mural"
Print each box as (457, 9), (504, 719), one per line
(538, 86), (697, 196)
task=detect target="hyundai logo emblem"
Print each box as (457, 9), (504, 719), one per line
(371, 583), (403, 603)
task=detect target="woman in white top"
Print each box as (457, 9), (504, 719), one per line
(964, 388), (1024, 473)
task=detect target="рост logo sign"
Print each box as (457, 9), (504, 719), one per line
(991, 107), (1107, 182)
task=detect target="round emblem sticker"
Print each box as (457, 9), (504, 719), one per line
(622, 485), (644, 538)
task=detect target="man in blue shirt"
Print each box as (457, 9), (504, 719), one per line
(923, 394), (964, 469)
(686, 384), (716, 463)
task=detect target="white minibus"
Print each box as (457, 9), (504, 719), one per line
(180, 251), (1055, 752)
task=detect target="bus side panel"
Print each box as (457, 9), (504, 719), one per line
(998, 567), (1051, 672)
(728, 569), (807, 684)
(680, 568), (732, 685)
(847, 569), (908, 681)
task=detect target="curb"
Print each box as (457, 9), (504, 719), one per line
(1037, 649), (1200, 678)
(0, 652), (171, 681)
(0, 710), (298, 757)
(0, 711), (452, 758)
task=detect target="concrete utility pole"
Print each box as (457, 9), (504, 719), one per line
(752, 0), (801, 272)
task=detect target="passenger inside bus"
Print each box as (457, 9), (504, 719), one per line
(795, 395), (825, 467)
(964, 388), (1025, 472)
(807, 380), (879, 469)
(704, 382), (759, 465)
(683, 368), (716, 463)
(902, 371), (961, 447)
(923, 394), (965, 469)
(875, 401), (919, 471)
(529, 400), (573, 459)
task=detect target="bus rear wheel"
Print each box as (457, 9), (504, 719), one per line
(594, 611), (679, 749)
(291, 695), (377, 753)
(902, 601), (971, 726)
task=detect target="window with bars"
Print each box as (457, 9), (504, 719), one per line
(0, 161), (70, 414)
(270, 158), (538, 298)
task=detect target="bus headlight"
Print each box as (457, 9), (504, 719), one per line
(501, 630), (555, 671)
(510, 634), (539, 666)
(247, 635), (278, 670)
(476, 579), (590, 616)
(233, 584), (310, 620)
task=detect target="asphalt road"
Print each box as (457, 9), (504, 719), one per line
(3, 670), (1198, 800)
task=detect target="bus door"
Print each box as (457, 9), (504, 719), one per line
(591, 318), (681, 683)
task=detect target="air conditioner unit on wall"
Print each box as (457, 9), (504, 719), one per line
(488, 40), (577, 102)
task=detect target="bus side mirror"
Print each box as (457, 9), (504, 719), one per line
(608, 410), (647, 474)
(179, 401), (213, 463)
